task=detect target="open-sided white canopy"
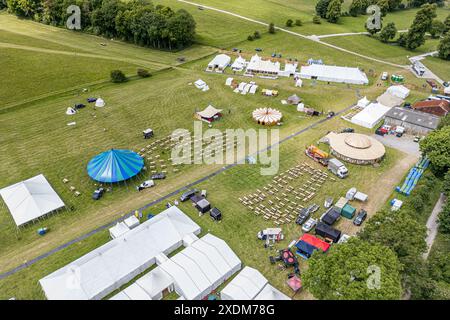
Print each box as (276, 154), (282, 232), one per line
(299, 64), (368, 85)
(254, 283), (291, 300)
(351, 102), (391, 128)
(357, 96), (370, 108)
(39, 206), (200, 300)
(0, 174), (65, 227)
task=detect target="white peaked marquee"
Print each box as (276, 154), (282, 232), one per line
(0, 174), (65, 226)
(39, 206), (201, 300)
(221, 266), (291, 300)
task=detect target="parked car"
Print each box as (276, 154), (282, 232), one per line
(302, 218), (318, 232)
(151, 173), (166, 180)
(295, 208), (310, 225)
(180, 189), (198, 202)
(381, 72), (388, 80)
(341, 128), (354, 133)
(255, 48), (263, 52)
(403, 102), (411, 109)
(413, 136), (420, 143)
(353, 209), (367, 226)
(443, 81), (449, 87)
(92, 188), (104, 200)
(137, 180), (155, 191)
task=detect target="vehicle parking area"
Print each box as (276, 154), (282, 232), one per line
(372, 133), (421, 157)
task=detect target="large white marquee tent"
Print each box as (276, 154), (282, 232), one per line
(299, 64), (369, 85)
(220, 267), (291, 300)
(39, 206), (201, 300)
(111, 233), (242, 300)
(351, 102), (391, 129)
(0, 174), (65, 227)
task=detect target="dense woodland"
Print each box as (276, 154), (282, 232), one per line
(2, 0), (197, 51)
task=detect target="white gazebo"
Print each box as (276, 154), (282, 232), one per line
(0, 174), (65, 227)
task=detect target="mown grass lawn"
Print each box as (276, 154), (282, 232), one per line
(0, 2), (440, 299)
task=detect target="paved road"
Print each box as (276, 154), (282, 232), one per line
(408, 52), (444, 85)
(313, 30), (408, 39)
(423, 193), (446, 260)
(372, 134), (420, 157)
(178, 0), (409, 69)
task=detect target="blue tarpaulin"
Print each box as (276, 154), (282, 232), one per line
(295, 240), (316, 259)
(87, 149), (144, 183)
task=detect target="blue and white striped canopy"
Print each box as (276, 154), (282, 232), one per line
(87, 149), (144, 183)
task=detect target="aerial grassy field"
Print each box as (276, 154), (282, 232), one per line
(0, 0), (445, 299)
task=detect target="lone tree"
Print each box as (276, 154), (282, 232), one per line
(247, 35), (254, 41)
(437, 33), (450, 60)
(295, 19), (302, 26)
(399, 3), (437, 50)
(303, 238), (402, 300)
(313, 14), (322, 24)
(286, 19), (294, 27)
(326, 0), (343, 24)
(253, 30), (261, 39)
(110, 70), (127, 83)
(378, 22), (397, 42)
(268, 22), (276, 34)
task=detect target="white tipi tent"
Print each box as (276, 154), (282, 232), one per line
(95, 98), (105, 107)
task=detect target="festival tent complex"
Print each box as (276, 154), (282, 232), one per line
(0, 174), (65, 227)
(39, 206), (201, 300)
(110, 233), (241, 300)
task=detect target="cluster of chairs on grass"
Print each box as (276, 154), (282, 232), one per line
(137, 131), (241, 174)
(62, 178), (81, 197)
(238, 162), (335, 225)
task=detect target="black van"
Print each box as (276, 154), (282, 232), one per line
(180, 189), (198, 202)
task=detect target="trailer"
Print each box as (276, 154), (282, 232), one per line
(305, 145), (329, 166)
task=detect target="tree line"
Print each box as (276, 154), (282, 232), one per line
(4, 0), (197, 51)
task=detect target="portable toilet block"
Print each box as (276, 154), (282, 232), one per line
(341, 204), (356, 219)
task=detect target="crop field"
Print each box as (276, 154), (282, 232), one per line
(0, 0), (447, 300)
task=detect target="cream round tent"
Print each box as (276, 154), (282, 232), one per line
(95, 98), (105, 107)
(252, 108), (282, 125)
(325, 132), (386, 165)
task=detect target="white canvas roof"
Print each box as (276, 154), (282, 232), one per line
(95, 98), (105, 107)
(377, 92), (404, 108)
(136, 267), (173, 299)
(357, 96), (370, 108)
(225, 77), (233, 86)
(231, 56), (246, 70)
(208, 54), (231, 69)
(351, 102), (391, 128)
(109, 222), (130, 239)
(249, 85), (258, 94)
(196, 105), (222, 119)
(122, 283), (153, 300)
(246, 54), (280, 74)
(299, 64), (368, 85)
(254, 283), (291, 300)
(387, 85), (410, 99)
(194, 79), (206, 89)
(0, 174), (65, 226)
(221, 267), (268, 300)
(39, 206), (200, 300)
(108, 233), (241, 300)
(124, 215), (140, 229)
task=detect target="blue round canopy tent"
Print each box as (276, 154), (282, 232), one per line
(87, 149), (144, 183)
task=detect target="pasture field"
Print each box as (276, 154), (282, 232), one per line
(0, 0), (447, 299)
